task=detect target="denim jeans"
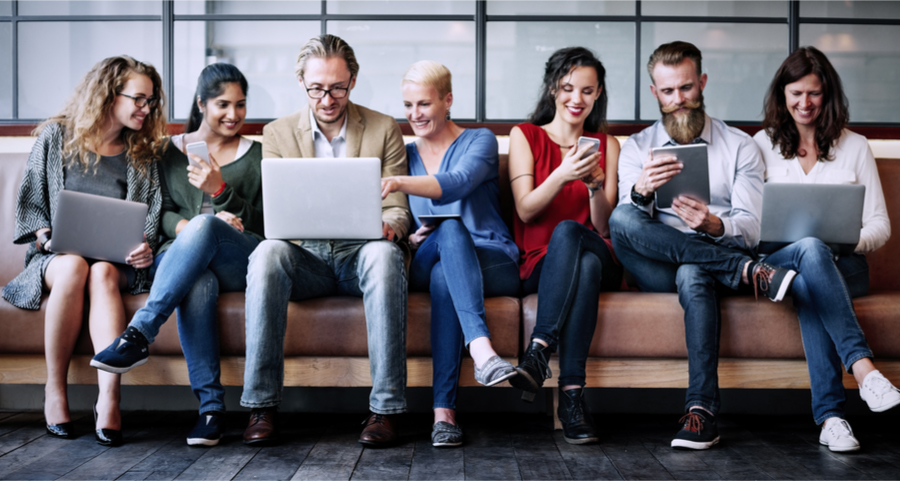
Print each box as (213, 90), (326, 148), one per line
(241, 238), (408, 414)
(609, 204), (753, 414)
(408, 219), (520, 410)
(521, 220), (623, 388)
(763, 237), (873, 424)
(131, 214), (260, 414)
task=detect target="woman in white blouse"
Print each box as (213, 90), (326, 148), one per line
(754, 46), (898, 453)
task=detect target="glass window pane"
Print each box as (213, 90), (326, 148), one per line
(0, 23), (11, 118)
(486, 22), (636, 121)
(175, 1), (321, 15)
(642, 1), (787, 17)
(800, 1), (900, 19)
(174, 21), (320, 120)
(18, 22), (163, 120)
(487, 1), (634, 16)
(327, 20), (476, 119)
(640, 23), (788, 122)
(800, 25), (900, 123)
(328, 1), (474, 15)
(0, 2), (11, 16)
(18, 1), (161, 15)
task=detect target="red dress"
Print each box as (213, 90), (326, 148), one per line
(513, 123), (613, 280)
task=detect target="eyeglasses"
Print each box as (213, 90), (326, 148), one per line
(303, 77), (352, 99)
(118, 93), (159, 109)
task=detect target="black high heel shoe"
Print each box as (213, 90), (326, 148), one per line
(43, 397), (74, 439)
(93, 402), (123, 447)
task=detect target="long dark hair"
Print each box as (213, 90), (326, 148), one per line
(762, 46), (849, 161)
(527, 47), (608, 133)
(184, 63), (249, 133)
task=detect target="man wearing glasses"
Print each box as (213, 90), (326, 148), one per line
(240, 34), (411, 447)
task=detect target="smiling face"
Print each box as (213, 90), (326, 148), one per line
(651, 58), (707, 144)
(402, 82), (451, 139)
(553, 66), (601, 127)
(301, 56), (356, 127)
(109, 73), (154, 133)
(200, 82), (247, 138)
(784, 73), (824, 128)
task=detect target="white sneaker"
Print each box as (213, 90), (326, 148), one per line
(819, 419), (860, 453)
(860, 370), (900, 413)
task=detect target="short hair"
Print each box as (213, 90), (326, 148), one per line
(647, 41), (703, 83)
(401, 60), (452, 98)
(294, 34), (359, 80)
(762, 46), (849, 161)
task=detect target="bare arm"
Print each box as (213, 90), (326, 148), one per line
(587, 135), (620, 236)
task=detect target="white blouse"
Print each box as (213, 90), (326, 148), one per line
(753, 129), (890, 254)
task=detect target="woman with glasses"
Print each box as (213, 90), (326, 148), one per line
(92, 63), (263, 447)
(754, 47), (899, 452)
(507, 47), (622, 445)
(381, 61), (521, 447)
(2, 56), (167, 447)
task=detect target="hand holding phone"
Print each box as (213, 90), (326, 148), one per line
(185, 141), (210, 169)
(577, 136), (600, 160)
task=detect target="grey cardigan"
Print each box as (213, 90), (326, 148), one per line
(2, 122), (163, 310)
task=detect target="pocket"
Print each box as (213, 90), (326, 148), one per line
(819, 168), (856, 185)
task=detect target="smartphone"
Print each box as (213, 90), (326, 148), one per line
(577, 136), (600, 160)
(185, 141), (210, 169)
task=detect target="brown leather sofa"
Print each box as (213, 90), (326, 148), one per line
(2, 148), (899, 417)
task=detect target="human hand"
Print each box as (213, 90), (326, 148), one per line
(554, 143), (602, 184)
(216, 211), (244, 232)
(383, 222), (397, 242)
(125, 241), (154, 269)
(187, 151), (225, 195)
(672, 195), (723, 236)
(408, 223), (437, 249)
(634, 151), (682, 197)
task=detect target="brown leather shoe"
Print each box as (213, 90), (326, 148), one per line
(358, 413), (396, 447)
(243, 408), (277, 445)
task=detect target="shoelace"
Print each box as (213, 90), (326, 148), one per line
(567, 392), (586, 423)
(530, 348), (553, 380)
(678, 412), (704, 434)
(752, 264), (773, 300)
(865, 374), (892, 399)
(826, 419), (853, 439)
(249, 410), (271, 424)
(362, 414), (385, 427)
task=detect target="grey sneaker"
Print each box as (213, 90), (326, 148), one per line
(473, 356), (518, 387)
(431, 421), (463, 447)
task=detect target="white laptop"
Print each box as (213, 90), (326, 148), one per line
(51, 190), (148, 263)
(758, 183), (865, 256)
(261, 157), (383, 240)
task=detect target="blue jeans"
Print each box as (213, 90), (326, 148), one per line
(241, 239), (408, 415)
(609, 205), (753, 415)
(522, 220), (623, 388)
(763, 237), (873, 424)
(408, 220), (520, 410)
(131, 214), (260, 415)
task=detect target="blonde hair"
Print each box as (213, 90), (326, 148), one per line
(295, 34), (360, 80)
(35, 55), (168, 178)
(402, 60), (452, 98)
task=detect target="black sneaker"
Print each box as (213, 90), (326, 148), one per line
(671, 408), (719, 450)
(187, 412), (224, 446)
(90, 326), (150, 374)
(508, 341), (552, 402)
(751, 261), (797, 302)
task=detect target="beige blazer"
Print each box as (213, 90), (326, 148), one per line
(262, 102), (412, 239)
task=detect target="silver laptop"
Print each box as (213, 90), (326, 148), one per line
(51, 190), (148, 263)
(758, 183), (865, 256)
(262, 157), (383, 240)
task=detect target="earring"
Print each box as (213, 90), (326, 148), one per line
(445, 109), (451, 121)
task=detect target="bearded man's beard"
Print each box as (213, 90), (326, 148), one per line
(660, 94), (705, 145)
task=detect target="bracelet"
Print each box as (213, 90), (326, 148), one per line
(586, 184), (602, 198)
(211, 182), (226, 198)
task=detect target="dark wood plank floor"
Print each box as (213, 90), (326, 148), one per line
(0, 410), (898, 480)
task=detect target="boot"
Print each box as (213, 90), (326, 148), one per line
(558, 387), (598, 445)
(509, 341), (552, 402)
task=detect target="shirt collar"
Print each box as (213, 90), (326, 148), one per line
(656, 112), (713, 147)
(309, 108), (348, 143)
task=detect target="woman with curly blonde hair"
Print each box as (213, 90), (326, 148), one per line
(2, 55), (167, 447)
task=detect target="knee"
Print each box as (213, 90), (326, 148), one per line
(675, 264), (714, 290)
(549, 220), (583, 245)
(437, 218), (468, 239)
(247, 240), (292, 284)
(186, 269), (219, 300)
(578, 252), (602, 283)
(54, 255), (90, 284)
(88, 262), (120, 289)
(794, 237), (832, 263)
(359, 241), (404, 276)
(180, 214), (220, 242)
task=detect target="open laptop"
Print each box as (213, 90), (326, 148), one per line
(50, 190), (148, 263)
(758, 183), (866, 256)
(262, 157), (383, 240)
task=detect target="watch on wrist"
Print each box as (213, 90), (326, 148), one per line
(630, 185), (652, 206)
(586, 184), (601, 198)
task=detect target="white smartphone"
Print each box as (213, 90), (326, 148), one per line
(185, 141), (210, 169)
(577, 136), (600, 160)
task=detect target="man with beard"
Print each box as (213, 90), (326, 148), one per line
(609, 41), (797, 450)
(240, 34), (411, 447)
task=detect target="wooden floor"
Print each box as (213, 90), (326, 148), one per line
(0, 410), (899, 480)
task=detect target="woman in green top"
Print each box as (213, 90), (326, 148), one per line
(92, 63), (263, 446)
